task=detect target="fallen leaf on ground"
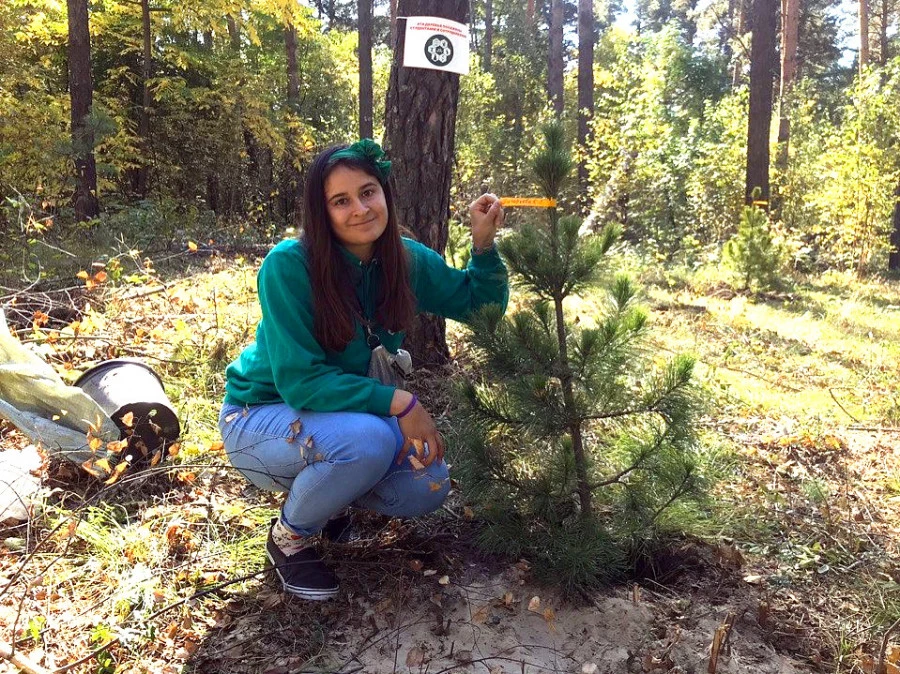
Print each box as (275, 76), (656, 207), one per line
(472, 604), (491, 624)
(406, 647), (425, 667)
(528, 596), (541, 612)
(408, 559), (424, 572)
(438, 575), (450, 585)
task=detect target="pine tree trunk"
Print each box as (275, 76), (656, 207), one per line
(484, 0), (493, 72)
(775, 0), (799, 173)
(549, 205), (593, 515)
(859, 0), (870, 73)
(527, 0), (536, 26)
(284, 23), (301, 223)
(384, 0), (468, 367)
(889, 182), (900, 271)
(549, 0), (564, 116)
(66, 0), (99, 221)
(390, 0), (398, 47)
(577, 0), (594, 189)
(358, 0), (374, 138)
(745, 0), (777, 206)
(133, 0), (151, 197)
(227, 15), (241, 50)
(879, 0), (889, 64)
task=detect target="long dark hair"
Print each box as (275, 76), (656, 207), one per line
(302, 144), (416, 353)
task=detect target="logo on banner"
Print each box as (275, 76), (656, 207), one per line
(403, 17), (469, 75)
(425, 35), (454, 66)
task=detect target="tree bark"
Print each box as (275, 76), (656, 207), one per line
(358, 0), (374, 138)
(226, 15), (241, 50)
(859, 0), (870, 73)
(549, 0), (564, 115)
(775, 0), (799, 172)
(879, 0), (889, 64)
(527, 0), (536, 26)
(284, 23), (301, 222)
(390, 0), (399, 47)
(132, 0), (152, 197)
(384, 0), (469, 367)
(745, 0), (777, 206)
(66, 0), (99, 220)
(889, 183), (900, 271)
(484, 0), (493, 71)
(577, 0), (594, 189)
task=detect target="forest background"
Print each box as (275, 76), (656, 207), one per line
(2, 0), (900, 276)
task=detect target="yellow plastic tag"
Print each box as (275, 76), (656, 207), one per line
(500, 197), (557, 208)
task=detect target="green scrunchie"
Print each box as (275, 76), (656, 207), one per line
(327, 138), (392, 183)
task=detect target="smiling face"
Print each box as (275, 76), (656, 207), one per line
(323, 165), (389, 262)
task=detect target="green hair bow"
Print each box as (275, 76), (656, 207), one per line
(328, 138), (392, 183)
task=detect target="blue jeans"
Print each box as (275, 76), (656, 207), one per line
(218, 402), (450, 536)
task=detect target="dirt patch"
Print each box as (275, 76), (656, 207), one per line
(181, 535), (809, 674)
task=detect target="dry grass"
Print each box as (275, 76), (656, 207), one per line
(1, 250), (900, 672)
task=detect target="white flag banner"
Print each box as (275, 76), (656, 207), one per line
(402, 16), (470, 75)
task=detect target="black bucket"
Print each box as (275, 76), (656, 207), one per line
(74, 358), (181, 466)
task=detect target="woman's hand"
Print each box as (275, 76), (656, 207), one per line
(469, 193), (505, 250)
(395, 400), (445, 468)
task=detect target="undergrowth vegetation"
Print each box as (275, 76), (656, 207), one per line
(0, 233), (900, 670)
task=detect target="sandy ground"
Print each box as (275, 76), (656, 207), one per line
(206, 562), (809, 674)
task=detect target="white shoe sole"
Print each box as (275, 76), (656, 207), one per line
(266, 550), (339, 601)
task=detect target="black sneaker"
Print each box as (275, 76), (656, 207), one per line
(266, 527), (339, 600)
(322, 512), (360, 544)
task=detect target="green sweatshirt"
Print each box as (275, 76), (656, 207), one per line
(224, 237), (509, 416)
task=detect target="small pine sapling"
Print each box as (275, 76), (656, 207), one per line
(722, 203), (784, 291)
(453, 123), (709, 592)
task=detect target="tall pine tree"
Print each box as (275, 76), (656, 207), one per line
(454, 124), (708, 592)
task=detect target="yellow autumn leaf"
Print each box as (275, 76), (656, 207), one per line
(81, 459), (103, 478)
(106, 440), (128, 454)
(187, 241), (198, 252)
(76, 270), (89, 280)
(120, 411), (134, 427)
(104, 461), (129, 485)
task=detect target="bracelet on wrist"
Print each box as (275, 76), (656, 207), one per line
(396, 394), (418, 419)
(472, 242), (496, 255)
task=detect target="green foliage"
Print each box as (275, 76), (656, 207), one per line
(455, 123), (710, 592)
(0, 0), (357, 233)
(586, 27), (735, 254)
(778, 65), (900, 273)
(722, 205), (783, 291)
